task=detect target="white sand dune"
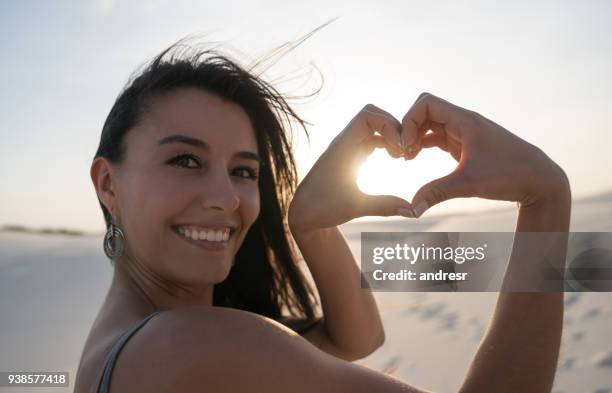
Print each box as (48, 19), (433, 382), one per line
(0, 193), (610, 392)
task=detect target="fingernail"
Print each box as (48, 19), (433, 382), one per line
(404, 134), (417, 147)
(403, 146), (414, 160)
(412, 201), (429, 218)
(397, 207), (415, 218)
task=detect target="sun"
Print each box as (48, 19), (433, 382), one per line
(356, 148), (457, 205)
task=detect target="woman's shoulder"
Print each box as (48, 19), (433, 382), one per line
(74, 311), (151, 393)
(93, 306), (426, 393)
(125, 305), (316, 362)
(148, 305), (303, 338)
(103, 306), (339, 392)
(104, 306), (319, 391)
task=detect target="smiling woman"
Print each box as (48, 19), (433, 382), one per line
(74, 37), (338, 392)
(75, 27), (571, 392)
(88, 43), (318, 310)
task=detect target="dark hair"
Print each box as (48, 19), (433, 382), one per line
(93, 32), (329, 325)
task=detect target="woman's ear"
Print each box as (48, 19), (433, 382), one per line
(90, 157), (119, 217)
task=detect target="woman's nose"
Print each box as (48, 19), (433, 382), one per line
(199, 169), (240, 212)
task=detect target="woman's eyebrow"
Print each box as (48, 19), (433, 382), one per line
(158, 133), (263, 165)
(159, 134), (209, 149)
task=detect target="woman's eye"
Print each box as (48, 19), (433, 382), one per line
(167, 153), (200, 169)
(167, 154), (258, 180)
(234, 167), (259, 180)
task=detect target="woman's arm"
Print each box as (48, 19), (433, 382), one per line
(459, 179), (570, 392)
(286, 104), (414, 360)
(287, 223), (385, 361)
(400, 92), (572, 392)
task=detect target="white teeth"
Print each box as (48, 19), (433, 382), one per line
(176, 226), (231, 243)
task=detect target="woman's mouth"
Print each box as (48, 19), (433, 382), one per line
(172, 225), (235, 252)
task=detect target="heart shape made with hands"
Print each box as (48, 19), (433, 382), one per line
(356, 139), (458, 216)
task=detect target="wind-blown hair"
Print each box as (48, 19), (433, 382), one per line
(92, 35), (325, 326)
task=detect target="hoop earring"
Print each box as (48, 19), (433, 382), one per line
(104, 217), (125, 260)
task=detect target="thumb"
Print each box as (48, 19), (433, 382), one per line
(411, 170), (472, 218)
(356, 194), (415, 218)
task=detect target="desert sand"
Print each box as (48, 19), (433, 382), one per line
(0, 193), (610, 393)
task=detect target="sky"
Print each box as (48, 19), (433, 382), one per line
(0, 0), (611, 233)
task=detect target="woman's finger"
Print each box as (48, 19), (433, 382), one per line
(422, 119), (446, 135)
(420, 133), (448, 151)
(361, 135), (403, 159)
(425, 120), (463, 160)
(356, 193), (414, 218)
(361, 135), (386, 155)
(401, 93), (466, 158)
(344, 104), (403, 151)
(410, 169), (475, 218)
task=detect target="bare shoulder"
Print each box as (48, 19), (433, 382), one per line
(110, 306), (428, 393)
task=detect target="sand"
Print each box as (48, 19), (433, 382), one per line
(0, 193), (610, 392)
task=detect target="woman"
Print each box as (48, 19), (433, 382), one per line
(75, 40), (571, 392)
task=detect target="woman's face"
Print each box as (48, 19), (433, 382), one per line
(107, 87), (261, 286)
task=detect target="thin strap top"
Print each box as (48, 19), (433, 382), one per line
(97, 311), (161, 393)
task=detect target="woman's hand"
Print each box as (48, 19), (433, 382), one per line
(401, 92), (570, 217)
(288, 104), (414, 233)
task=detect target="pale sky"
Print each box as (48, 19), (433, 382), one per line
(1, 0), (611, 233)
